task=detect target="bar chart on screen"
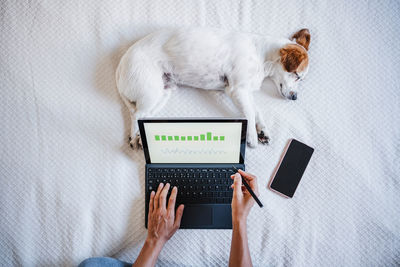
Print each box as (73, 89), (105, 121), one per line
(154, 132), (225, 142)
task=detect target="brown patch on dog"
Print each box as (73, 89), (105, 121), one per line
(292, 28), (311, 50)
(279, 44), (309, 73)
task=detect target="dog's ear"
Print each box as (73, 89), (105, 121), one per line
(263, 61), (275, 76)
(279, 45), (308, 73)
(291, 29), (310, 51)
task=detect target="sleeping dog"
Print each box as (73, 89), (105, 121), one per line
(116, 28), (311, 149)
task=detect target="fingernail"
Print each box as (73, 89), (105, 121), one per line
(159, 183), (163, 187)
(151, 191), (155, 195)
(173, 186), (177, 190)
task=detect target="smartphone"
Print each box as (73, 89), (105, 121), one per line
(268, 139), (314, 198)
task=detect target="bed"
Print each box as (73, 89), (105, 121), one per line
(1, 0), (399, 266)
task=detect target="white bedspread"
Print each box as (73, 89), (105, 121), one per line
(1, 0), (399, 266)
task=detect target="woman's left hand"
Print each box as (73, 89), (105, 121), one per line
(147, 183), (185, 247)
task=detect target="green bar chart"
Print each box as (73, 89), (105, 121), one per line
(154, 132), (225, 141)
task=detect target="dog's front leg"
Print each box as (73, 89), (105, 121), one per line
(227, 88), (258, 147)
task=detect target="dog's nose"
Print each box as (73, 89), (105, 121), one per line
(290, 92), (297, 100)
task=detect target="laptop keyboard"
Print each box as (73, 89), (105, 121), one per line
(147, 167), (237, 205)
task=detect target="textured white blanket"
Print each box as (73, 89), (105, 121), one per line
(1, 0), (399, 266)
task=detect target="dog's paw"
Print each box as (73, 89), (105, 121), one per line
(257, 130), (270, 145)
(128, 134), (142, 150)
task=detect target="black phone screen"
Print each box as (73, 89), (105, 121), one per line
(270, 139), (314, 198)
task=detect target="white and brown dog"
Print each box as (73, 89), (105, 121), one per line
(116, 28), (311, 149)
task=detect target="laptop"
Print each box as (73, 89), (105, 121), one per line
(138, 118), (247, 229)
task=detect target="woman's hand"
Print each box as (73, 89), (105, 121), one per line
(147, 183), (185, 247)
(133, 183), (184, 267)
(229, 170), (258, 267)
(230, 169), (259, 224)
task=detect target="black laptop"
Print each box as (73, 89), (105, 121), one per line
(138, 118), (247, 229)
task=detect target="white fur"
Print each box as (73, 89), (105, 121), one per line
(116, 28), (309, 148)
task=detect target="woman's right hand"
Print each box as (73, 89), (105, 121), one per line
(230, 169), (259, 223)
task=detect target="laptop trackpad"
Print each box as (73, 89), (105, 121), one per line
(181, 205), (213, 226)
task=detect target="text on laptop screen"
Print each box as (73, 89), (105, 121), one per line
(143, 122), (242, 163)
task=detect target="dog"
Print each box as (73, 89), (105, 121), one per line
(115, 28), (311, 149)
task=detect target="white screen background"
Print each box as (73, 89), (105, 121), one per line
(144, 122), (242, 163)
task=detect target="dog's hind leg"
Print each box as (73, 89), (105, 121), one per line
(149, 89), (172, 115)
(127, 89), (172, 149)
(120, 94), (141, 148)
(117, 47), (169, 149)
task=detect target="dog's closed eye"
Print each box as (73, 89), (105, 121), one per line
(294, 72), (301, 81)
(294, 72), (304, 82)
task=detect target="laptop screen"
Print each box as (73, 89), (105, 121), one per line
(139, 119), (246, 164)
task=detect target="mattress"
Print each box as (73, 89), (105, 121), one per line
(1, 0), (399, 266)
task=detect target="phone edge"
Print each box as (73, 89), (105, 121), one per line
(267, 138), (293, 199)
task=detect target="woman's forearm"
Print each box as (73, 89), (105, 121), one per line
(133, 239), (164, 267)
(229, 220), (252, 267)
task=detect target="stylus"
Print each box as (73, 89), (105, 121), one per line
(232, 166), (263, 208)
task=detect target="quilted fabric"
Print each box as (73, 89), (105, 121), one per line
(1, 0), (399, 266)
